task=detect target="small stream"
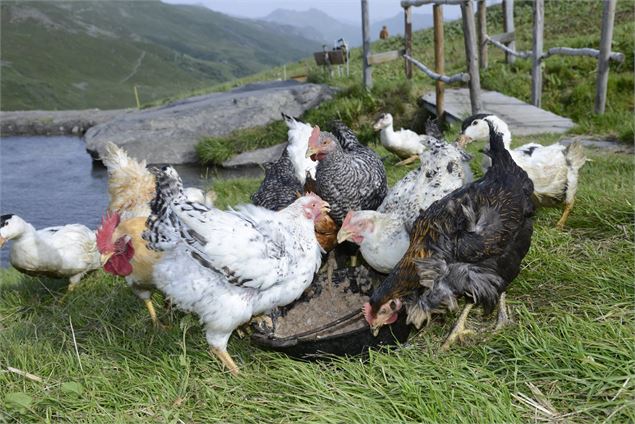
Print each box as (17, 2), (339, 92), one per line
(0, 136), (262, 268)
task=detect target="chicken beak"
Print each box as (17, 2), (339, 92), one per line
(306, 146), (318, 158)
(321, 202), (331, 214)
(0, 236), (6, 248)
(371, 324), (380, 337)
(456, 134), (472, 148)
(100, 252), (114, 266)
(337, 228), (352, 244)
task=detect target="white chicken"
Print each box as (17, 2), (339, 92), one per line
(0, 214), (101, 290)
(338, 132), (473, 273)
(142, 166), (328, 375)
(97, 142), (214, 327)
(373, 112), (433, 165)
(458, 114), (586, 228)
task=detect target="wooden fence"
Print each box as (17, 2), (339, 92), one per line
(361, 0), (624, 117)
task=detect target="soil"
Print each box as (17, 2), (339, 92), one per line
(270, 265), (383, 339)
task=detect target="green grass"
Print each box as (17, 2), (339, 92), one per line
(0, 1), (318, 111)
(1, 145), (633, 423)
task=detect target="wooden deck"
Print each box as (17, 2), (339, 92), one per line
(421, 88), (575, 136)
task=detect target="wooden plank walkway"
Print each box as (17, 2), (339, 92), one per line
(421, 88), (575, 136)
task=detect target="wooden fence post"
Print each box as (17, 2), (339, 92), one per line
(404, 6), (413, 79)
(502, 0), (515, 64)
(362, 0), (372, 89)
(461, 0), (482, 114)
(477, 0), (488, 69)
(594, 0), (616, 114)
(531, 0), (544, 107)
(433, 4), (445, 119)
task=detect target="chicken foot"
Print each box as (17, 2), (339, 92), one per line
(210, 347), (239, 376)
(494, 292), (513, 331)
(144, 299), (166, 329)
(319, 250), (338, 285)
(555, 199), (575, 230)
(236, 314), (274, 338)
(440, 303), (475, 351)
(395, 155), (419, 166)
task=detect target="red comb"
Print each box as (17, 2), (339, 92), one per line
(362, 302), (374, 325)
(96, 212), (120, 253)
(342, 210), (354, 228)
(308, 125), (320, 147)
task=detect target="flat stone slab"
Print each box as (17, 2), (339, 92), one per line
(560, 137), (634, 154)
(85, 80), (336, 164)
(421, 88), (575, 136)
(0, 109), (127, 136)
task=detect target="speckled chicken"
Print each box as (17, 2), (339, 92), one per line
(143, 166), (327, 375)
(364, 122), (535, 350)
(251, 113), (318, 211)
(337, 120), (473, 273)
(307, 120), (388, 225)
(459, 114), (586, 229)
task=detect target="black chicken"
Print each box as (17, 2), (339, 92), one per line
(363, 121), (534, 350)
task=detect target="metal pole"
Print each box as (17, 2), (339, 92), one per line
(531, 0), (544, 107)
(362, 0), (372, 89)
(594, 0), (616, 114)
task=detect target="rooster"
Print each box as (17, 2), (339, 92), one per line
(143, 166), (328, 375)
(364, 122), (534, 350)
(458, 114), (586, 229)
(96, 142), (213, 327)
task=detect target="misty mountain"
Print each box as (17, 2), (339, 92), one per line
(263, 8), (361, 48)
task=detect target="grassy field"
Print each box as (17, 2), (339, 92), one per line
(197, 0), (633, 165)
(1, 137), (633, 422)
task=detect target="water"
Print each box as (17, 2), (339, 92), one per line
(0, 136), (262, 268)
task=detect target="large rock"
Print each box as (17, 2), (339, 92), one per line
(222, 142), (286, 168)
(85, 80), (336, 164)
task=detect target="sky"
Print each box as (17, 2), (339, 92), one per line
(161, 0), (465, 23)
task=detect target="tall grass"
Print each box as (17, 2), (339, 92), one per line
(1, 145), (633, 423)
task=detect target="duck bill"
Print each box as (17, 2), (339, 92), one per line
(0, 236), (6, 248)
(456, 134), (472, 148)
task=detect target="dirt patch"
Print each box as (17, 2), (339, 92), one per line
(270, 266), (382, 339)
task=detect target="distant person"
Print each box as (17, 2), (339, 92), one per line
(379, 25), (389, 40)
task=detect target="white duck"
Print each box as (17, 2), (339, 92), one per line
(0, 214), (101, 290)
(458, 114), (586, 228)
(373, 112), (432, 165)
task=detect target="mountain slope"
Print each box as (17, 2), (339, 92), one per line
(371, 12), (434, 41)
(263, 8), (360, 47)
(0, 1), (320, 110)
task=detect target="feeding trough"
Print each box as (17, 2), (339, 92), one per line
(251, 265), (412, 359)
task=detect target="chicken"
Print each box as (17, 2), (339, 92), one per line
(0, 214), (100, 290)
(97, 142), (214, 327)
(307, 120), (387, 226)
(142, 166), (327, 375)
(338, 121), (473, 273)
(458, 114), (586, 229)
(363, 122), (535, 350)
(373, 112), (433, 165)
(251, 113), (318, 211)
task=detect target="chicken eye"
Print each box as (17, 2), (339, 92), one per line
(389, 300), (397, 310)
